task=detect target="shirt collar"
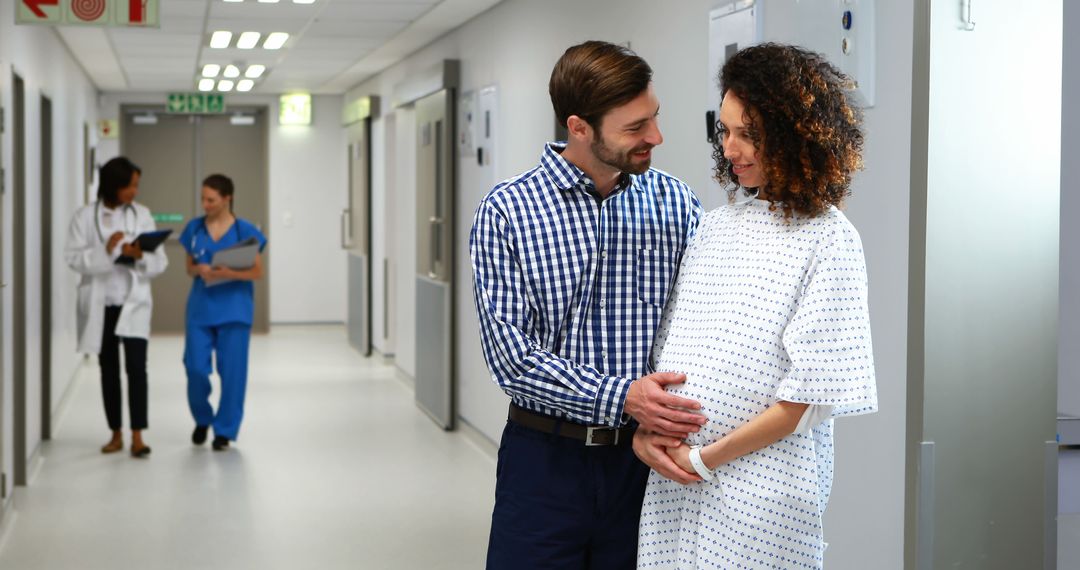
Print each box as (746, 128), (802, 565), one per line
(539, 142), (640, 197)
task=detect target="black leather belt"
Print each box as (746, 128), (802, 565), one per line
(508, 404), (633, 446)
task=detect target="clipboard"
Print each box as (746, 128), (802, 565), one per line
(204, 237), (260, 287)
(115, 229), (173, 266)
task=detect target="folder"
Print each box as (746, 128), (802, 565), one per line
(115, 229), (173, 266)
(204, 237), (260, 287)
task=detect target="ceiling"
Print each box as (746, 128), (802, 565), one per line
(54, 0), (502, 94)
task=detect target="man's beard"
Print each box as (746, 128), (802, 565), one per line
(591, 134), (653, 175)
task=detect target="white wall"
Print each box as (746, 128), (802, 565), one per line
(795, 2), (913, 568)
(1061, 0), (1080, 418)
(347, 0), (913, 567)
(390, 107), (417, 375)
(0, 1), (100, 502)
(96, 93), (348, 324)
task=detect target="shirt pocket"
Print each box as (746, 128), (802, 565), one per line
(635, 247), (676, 307)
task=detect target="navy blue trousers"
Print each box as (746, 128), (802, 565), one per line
(486, 420), (649, 570)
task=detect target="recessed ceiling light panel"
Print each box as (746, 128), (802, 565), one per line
(263, 32), (289, 50)
(237, 32), (262, 50)
(210, 31), (232, 49)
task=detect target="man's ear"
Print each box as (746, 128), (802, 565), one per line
(566, 115), (593, 142)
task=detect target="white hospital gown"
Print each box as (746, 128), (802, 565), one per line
(637, 199), (878, 569)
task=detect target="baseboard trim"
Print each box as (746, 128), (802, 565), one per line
(49, 356), (94, 439)
(457, 416), (498, 462)
(394, 366), (415, 390)
(0, 503), (18, 556)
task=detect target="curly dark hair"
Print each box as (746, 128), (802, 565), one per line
(713, 43), (864, 217)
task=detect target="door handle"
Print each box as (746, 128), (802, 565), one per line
(429, 216), (442, 279)
(341, 209), (353, 249)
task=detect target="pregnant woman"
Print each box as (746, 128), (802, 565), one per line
(635, 43), (879, 569)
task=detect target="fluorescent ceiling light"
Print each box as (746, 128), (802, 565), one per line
(263, 32), (289, 50)
(237, 80), (255, 92)
(223, 0), (243, 3)
(245, 65), (266, 78)
(293, 0), (316, 4)
(237, 32), (261, 50)
(210, 31), (232, 49)
(218, 80), (235, 92)
(201, 64), (221, 78)
(224, 65), (241, 78)
(258, 0), (280, 3)
(198, 78), (215, 92)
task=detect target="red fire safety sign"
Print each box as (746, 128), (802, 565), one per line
(16, 0), (158, 27)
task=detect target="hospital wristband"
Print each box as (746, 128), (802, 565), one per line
(688, 445), (716, 480)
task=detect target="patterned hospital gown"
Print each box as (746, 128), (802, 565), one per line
(637, 199), (878, 569)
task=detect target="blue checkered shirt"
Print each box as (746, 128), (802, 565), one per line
(469, 143), (701, 427)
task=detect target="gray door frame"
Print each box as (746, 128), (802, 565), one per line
(40, 94), (52, 441)
(12, 72), (26, 486)
(0, 75), (7, 500)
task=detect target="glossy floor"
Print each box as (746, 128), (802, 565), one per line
(0, 325), (494, 570)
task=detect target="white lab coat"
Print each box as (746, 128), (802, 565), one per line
(64, 201), (168, 355)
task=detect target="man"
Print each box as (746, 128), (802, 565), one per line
(469, 41), (704, 569)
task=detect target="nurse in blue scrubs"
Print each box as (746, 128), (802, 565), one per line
(180, 174), (267, 451)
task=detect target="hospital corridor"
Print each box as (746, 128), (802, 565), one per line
(0, 326), (495, 568)
(0, 0), (1078, 568)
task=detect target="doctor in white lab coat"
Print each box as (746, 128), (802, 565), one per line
(65, 157), (167, 458)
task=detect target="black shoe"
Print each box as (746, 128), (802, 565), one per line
(192, 426), (209, 445)
(212, 436), (230, 451)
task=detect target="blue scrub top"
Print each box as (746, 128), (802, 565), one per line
(180, 217), (268, 327)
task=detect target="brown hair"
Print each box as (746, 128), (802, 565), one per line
(549, 41), (653, 131)
(714, 43), (864, 218)
(202, 173), (235, 211)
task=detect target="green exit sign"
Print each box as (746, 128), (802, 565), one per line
(167, 93), (226, 114)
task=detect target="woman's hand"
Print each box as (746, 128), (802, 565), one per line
(196, 264), (214, 280)
(121, 241), (143, 260)
(208, 266), (233, 280)
(665, 443), (695, 474)
(106, 231), (125, 254)
(632, 429), (700, 485)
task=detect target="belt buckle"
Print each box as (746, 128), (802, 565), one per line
(585, 426), (617, 446)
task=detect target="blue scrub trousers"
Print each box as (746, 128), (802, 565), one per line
(184, 323), (251, 440)
(486, 420), (650, 569)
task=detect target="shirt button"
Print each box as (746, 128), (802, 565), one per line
(599, 299), (606, 309)
(600, 250), (607, 259)
(601, 351), (608, 359)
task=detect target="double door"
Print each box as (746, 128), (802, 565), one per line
(121, 108), (270, 333)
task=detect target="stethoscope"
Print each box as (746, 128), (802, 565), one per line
(190, 216), (241, 263)
(94, 201), (137, 243)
